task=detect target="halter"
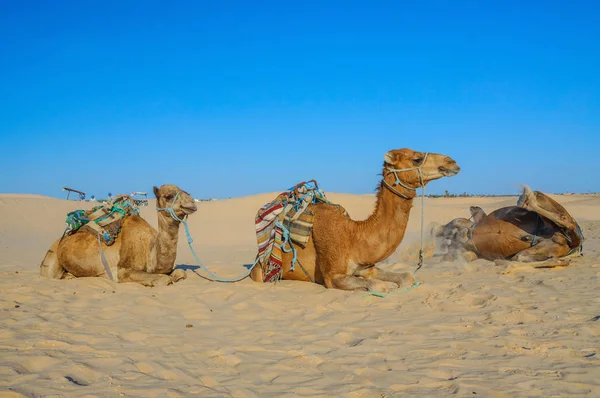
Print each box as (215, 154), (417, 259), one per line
(156, 191), (185, 222)
(382, 153), (429, 199)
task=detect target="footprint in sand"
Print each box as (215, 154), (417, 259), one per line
(119, 331), (148, 342)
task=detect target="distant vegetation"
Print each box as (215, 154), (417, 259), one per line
(427, 190), (598, 198)
(426, 190), (516, 198)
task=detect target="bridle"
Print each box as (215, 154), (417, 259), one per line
(156, 191), (185, 222)
(382, 152), (429, 200)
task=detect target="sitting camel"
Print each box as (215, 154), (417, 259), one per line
(250, 148), (460, 293)
(433, 186), (584, 265)
(40, 184), (197, 287)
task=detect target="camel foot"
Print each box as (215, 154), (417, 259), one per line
(461, 251), (479, 262)
(147, 274), (173, 287)
(61, 272), (76, 280)
(396, 272), (415, 288)
(170, 269), (187, 283)
(367, 279), (399, 294)
(357, 267), (415, 288)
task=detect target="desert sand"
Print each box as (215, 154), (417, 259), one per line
(1, 192), (599, 397)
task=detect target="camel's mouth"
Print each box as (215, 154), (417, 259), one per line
(181, 205), (198, 214)
(439, 166), (460, 177)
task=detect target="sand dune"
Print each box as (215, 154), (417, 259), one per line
(1, 192), (599, 396)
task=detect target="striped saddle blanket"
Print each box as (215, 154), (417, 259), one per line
(64, 195), (140, 246)
(254, 180), (348, 283)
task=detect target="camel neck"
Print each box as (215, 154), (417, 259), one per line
(355, 181), (415, 264)
(148, 212), (181, 273)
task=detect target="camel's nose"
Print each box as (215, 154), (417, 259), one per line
(445, 157), (460, 171)
(182, 201), (198, 214)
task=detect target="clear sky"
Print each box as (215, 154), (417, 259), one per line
(1, 1), (598, 199)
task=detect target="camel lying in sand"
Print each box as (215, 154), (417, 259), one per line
(250, 148), (461, 293)
(433, 186), (584, 265)
(40, 185), (197, 287)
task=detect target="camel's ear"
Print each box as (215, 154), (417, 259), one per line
(384, 151), (396, 165)
(153, 186), (160, 199)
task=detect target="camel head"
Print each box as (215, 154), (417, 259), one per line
(469, 206), (487, 223)
(153, 184), (197, 220)
(383, 148), (460, 189)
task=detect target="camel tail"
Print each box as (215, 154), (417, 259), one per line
(40, 239), (66, 279)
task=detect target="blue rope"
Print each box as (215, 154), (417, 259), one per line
(364, 155), (429, 298)
(157, 192), (258, 282)
(275, 221), (298, 270)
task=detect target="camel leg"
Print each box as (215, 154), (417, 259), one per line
(495, 258), (570, 274)
(40, 239), (66, 279)
(512, 238), (570, 263)
(326, 274), (398, 294)
(169, 269), (187, 283)
(118, 268), (173, 287)
(355, 266), (415, 288)
(461, 250), (478, 262)
(250, 261), (264, 283)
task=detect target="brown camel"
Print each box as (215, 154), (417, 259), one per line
(40, 184), (197, 287)
(433, 186), (584, 265)
(250, 148), (460, 293)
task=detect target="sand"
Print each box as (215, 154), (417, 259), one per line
(1, 192), (599, 397)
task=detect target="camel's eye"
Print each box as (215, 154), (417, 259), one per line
(413, 157), (423, 165)
(165, 194), (173, 200)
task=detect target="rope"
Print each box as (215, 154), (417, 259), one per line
(157, 192), (258, 282)
(97, 234), (116, 281)
(364, 154), (429, 298)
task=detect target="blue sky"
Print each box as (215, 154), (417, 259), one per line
(1, 1), (598, 199)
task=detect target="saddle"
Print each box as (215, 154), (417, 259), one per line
(255, 180), (348, 282)
(64, 195), (140, 245)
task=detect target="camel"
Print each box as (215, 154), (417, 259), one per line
(431, 206), (486, 261)
(433, 186), (584, 265)
(250, 148), (461, 293)
(40, 184), (197, 287)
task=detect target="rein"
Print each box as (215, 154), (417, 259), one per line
(365, 154), (430, 298)
(383, 153), (428, 273)
(157, 192), (258, 282)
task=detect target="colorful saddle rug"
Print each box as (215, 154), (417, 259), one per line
(64, 195), (140, 245)
(254, 180), (348, 283)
